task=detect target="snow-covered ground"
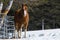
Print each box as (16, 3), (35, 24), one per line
(21, 29), (60, 40)
(0, 29), (60, 40)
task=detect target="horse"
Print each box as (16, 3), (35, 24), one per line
(14, 4), (29, 38)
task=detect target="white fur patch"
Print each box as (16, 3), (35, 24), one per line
(24, 10), (27, 17)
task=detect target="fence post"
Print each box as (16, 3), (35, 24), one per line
(42, 19), (44, 30)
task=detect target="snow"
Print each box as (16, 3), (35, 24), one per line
(20, 29), (60, 40)
(0, 29), (60, 40)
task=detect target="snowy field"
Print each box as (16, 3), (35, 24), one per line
(21, 29), (60, 40)
(0, 29), (60, 40)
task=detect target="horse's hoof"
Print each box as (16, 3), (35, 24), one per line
(18, 37), (21, 38)
(23, 36), (26, 38)
(11, 36), (15, 39)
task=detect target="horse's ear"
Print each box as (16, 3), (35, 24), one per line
(3, 0), (13, 14)
(0, 2), (3, 13)
(24, 4), (27, 6)
(22, 3), (27, 7)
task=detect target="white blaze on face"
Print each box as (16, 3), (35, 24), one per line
(24, 10), (27, 17)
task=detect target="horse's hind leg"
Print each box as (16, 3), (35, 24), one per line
(14, 23), (18, 38)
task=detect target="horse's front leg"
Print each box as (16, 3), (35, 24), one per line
(24, 23), (28, 38)
(24, 26), (27, 38)
(18, 27), (22, 38)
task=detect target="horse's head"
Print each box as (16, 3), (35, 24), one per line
(22, 4), (28, 10)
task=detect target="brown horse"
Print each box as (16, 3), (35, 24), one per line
(14, 4), (29, 38)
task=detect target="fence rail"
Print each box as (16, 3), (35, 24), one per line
(0, 16), (15, 39)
